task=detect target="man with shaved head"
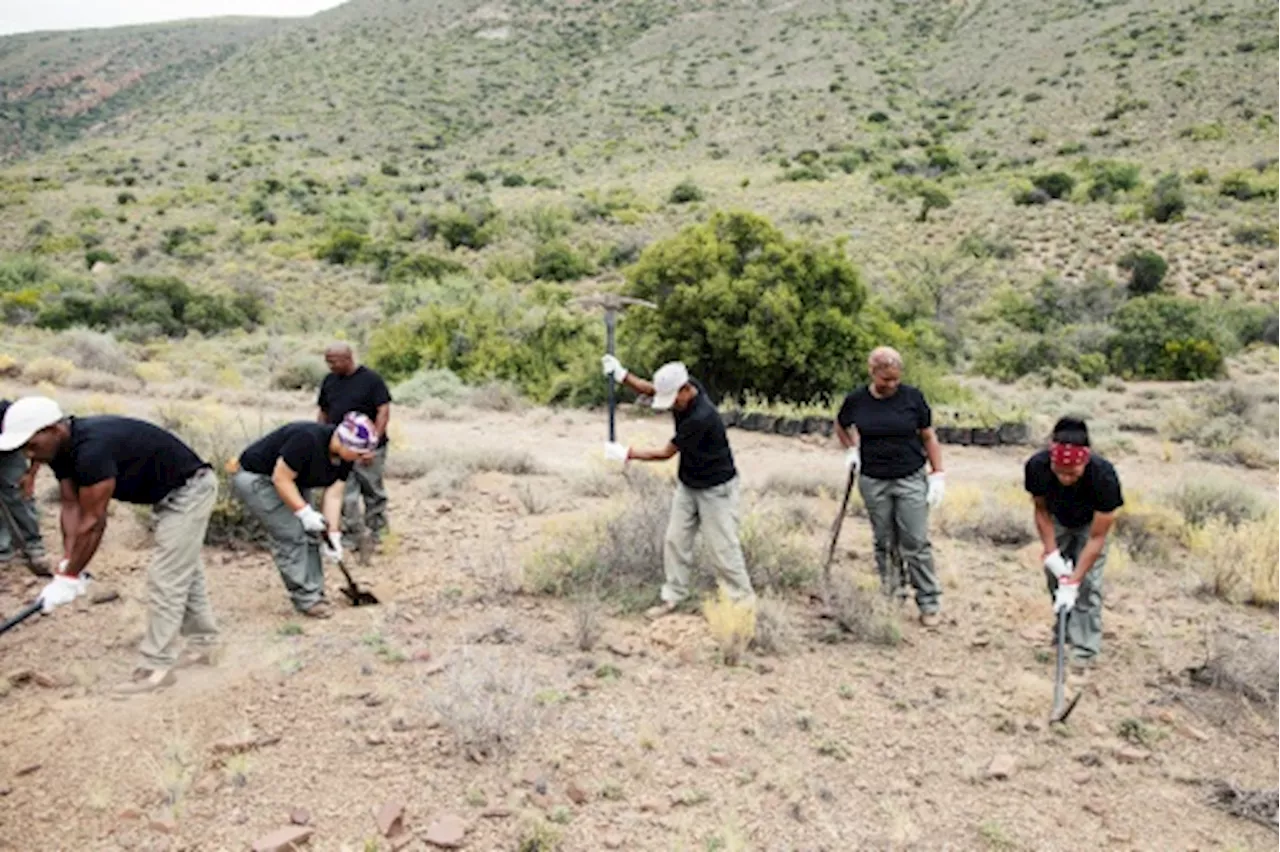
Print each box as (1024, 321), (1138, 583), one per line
(317, 343), (393, 549)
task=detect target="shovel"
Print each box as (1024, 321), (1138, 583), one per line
(1051, 606), (1083, 723)
(312, 534), (379, 606)
(820, 466), (857, 610)
(0, 600), (42, 636)
(334, 556), (379, 607)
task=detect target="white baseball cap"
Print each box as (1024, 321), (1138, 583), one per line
(651, 361), (690, 411)
(0, 396), (65, 452)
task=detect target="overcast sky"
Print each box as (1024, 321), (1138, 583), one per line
(0, 1), (347, 36)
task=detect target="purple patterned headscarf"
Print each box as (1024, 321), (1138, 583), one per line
(336, 412), (378, 452)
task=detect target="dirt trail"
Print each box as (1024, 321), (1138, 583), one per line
(0, 382), (1275, 851)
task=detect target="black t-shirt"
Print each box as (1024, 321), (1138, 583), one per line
(0, 399), (10, 425)
(49, 416), (206, 505)
(318, 366), (392, 447)
(671, 380), (737, 489)
(1024, 450), (1124, 529)
(239, 422), (352, 489)
(836, 385), (932, 480)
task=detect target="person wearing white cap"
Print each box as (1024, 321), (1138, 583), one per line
(0, 396), (219, 694)
(601, 356), (756, 619)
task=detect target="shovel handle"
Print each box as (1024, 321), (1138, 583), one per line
(0, 601), (43, 636)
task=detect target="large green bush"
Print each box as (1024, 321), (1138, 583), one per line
(36, 275), (263, 339)
(1117, 249), (1168, 296)
(1145, 173), (1186, 223)
(623, 211), (876, 404)
(1086, 160), (1142, 201)
(367, 283), (605, 405)
(1031, 172), (1076, 199)
(1108, 296), (1223, 380)
(533, 241), (593, 282)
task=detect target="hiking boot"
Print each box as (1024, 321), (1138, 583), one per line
(644, 601), (679, 621)
(919, 611), (941, 629)
(113, 667), (177, 695)
(26, 554), (52, 577)
(301, 601), (333, 619)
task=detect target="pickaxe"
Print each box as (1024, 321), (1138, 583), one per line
(573, 291), (657, 441)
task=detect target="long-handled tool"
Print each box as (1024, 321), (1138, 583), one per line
(1051, 606), (1083, 723)
(311, 534), (379, 606)
(0, 600), (43, 636)
(821, 466), (857, 609)
(573, 290), (657, 441)
(335, 557), (379, 606)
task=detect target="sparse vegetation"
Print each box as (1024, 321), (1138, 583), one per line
(703, 591), (756, 665)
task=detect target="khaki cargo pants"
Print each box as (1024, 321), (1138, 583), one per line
(138, 467), (219, 670)
(661, 476), (756, 606)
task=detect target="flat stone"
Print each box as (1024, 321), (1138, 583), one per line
(479, 808), (512, 819)
(423, 813), (467, 848)
(31, 670), (69, 689)
(211, 735), (260, 756)
(707, 753), (731, 767)
(1113, 746), (1149, 764)
(91, 589), (121, 604)
(251, 826), (313, 852)
(290, 808), (311, 826)
(603, 834), (626, 850)
(15, 763), (40, 777)
(985, 753), (1016, 780)
(149, 816), (177, 834)
(565, 781), (588, 805)
(376, 800), (406, 837)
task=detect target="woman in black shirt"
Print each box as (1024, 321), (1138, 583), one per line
(834, 346), (947, 626)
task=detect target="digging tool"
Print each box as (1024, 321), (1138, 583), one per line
(335, 556), (379, 606)
(572, 290), (657, 442)
(820, 466), (857, 609)
(310, 534), (379, 606)
(1051, 606), (1083, 723)
(0, 495), (50, 577)
(0, 599), (42, 636)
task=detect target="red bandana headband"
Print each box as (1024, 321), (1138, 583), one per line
(1050, 442), (1090, 467)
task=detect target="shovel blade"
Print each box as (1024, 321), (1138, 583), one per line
(340, 585), (379, 606)
(1051, 691), (1083, 724)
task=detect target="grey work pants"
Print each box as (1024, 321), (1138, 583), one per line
(1043, 521), (1108, 663)
(231, 470), (326, 612)
(858, 467), (941, 614)
(343, 443), (389, 541)
(138, 468), (219, 669)
(0, 450), (46, 563)
(661, 477), (756, 606)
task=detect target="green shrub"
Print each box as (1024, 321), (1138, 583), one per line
(1108, 296), (1224, 380)
(1087, 160), (1142, 201)
(917, 186), (951, 222)
(271, 355), (327, 390)
(36, 275), (263, 338)
(1013, 184), (1050, 205)
(380, 162), (400, 177)
(463, 169), (488, 184)
(429, 204), (499, 250)
(84, 249), (118, 269)
(1145, 173), (1186, 223)
(389, 252), (466, 282)
(393, 368), (468, 405)
(624, 211), (879, 404)
(782, 165), (827, 182)
(116, 191), (136, 205)
(668, 180), (704, 204)
(368, 283), (605, 405)
(1117, 249), (1168, 296)
(1031, 171), (1076, 199)
(501, 173), (527, 187)
(1219, 169), (1278, 201)
(532, 241), (593, 282)
(1232, 224), (1278, 247)
(316, 229), (368, 265)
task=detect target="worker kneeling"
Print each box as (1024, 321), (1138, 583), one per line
(232, 413), (378, 619)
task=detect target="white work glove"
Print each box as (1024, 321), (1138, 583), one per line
(38, 572), (87, 613)
(1044, 550), (1072, 579)
(844, 447), (860, 473)
(926, 472), (946, 508)
(601, 354), (628, 382)
(604, 441), (630, 463)
(294, 505), (327, 534)
(321, 531), (343, 563)
(1053, 578), (1080, 613)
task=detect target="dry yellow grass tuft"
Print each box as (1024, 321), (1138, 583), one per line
(23, 356), (75, 385)
(703, 590), (756, 666)
(1190, 510), (1279, 607)
(1115, 492), (1189, 564)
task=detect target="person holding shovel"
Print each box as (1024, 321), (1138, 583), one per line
(0, 398), (51, 576)
(231, 412), (378, 619)
(317, 343), (393, 549)
(0, 396), (219, 695)
(1025, 417), (1123, 670)
(833, 346), (946, 627)
(600, 356), (756, 619)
